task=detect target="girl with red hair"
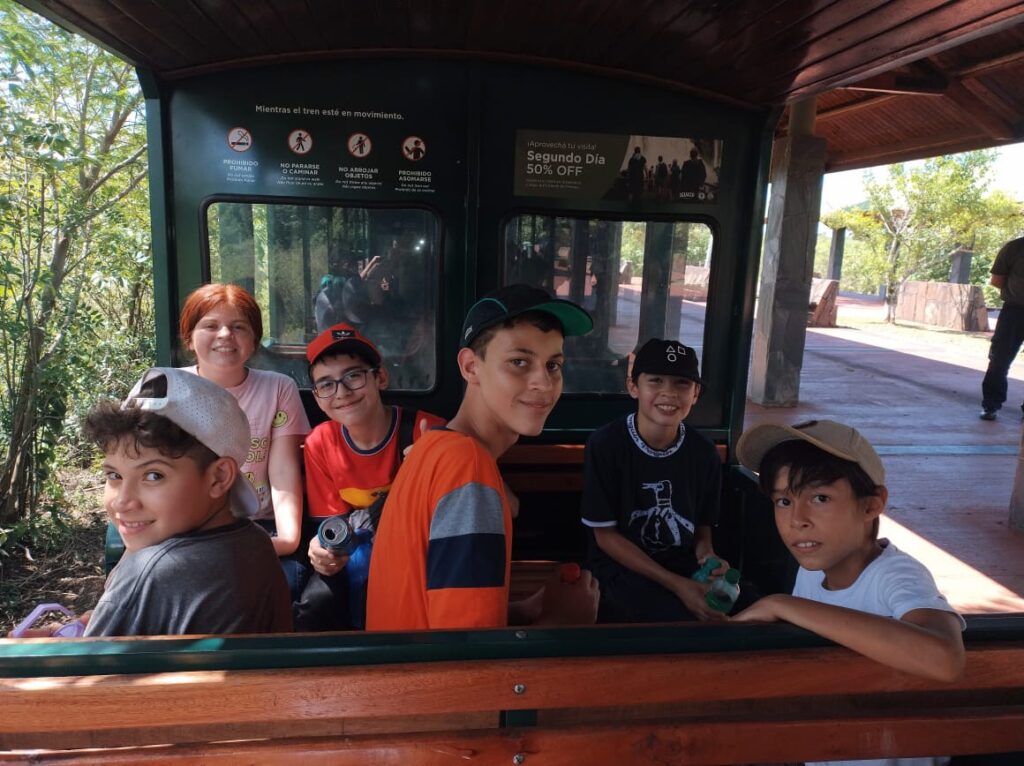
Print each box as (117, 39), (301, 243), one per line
(179, 283), (310, 597)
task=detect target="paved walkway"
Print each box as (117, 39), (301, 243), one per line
(744, 296), (1024, 614)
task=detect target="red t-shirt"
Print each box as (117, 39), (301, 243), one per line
(304, 406), (444, 519)
(366, 429), (512, 631)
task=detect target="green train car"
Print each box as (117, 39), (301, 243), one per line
(4, 2), (1024, 763)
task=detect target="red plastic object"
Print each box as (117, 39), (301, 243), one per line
(560, 562), (582, 584)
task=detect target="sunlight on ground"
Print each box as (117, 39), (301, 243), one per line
(809, 307), (1024, 383)
(880, 516), (1024, 614)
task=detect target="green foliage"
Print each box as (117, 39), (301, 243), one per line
(0, 1), (153, 547)
(620, 222), (645, 269)
(620, 221), (712, 271)
(823, 151), (1023, 319)
(813, 231), (831, 277)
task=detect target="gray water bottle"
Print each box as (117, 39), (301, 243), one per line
(705, 568), (741, 613)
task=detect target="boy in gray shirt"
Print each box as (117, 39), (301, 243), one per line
(76, 367), (291, 636)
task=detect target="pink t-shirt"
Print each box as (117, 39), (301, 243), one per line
(184, 366), (310, 519)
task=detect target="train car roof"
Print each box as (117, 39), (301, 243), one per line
(16, 1), (1024, 170)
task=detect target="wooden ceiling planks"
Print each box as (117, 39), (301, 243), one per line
(182, 0), (276, 61)
(38, 0), (184, 69)
(763, 0), (1022, 102)
(15, 0), (1024, 170)
(599, 0), (721, 73)
(147, 0), (249, 63)
(701, 0), (894, 100)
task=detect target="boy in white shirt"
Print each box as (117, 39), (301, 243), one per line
(734, 419), (965, 766)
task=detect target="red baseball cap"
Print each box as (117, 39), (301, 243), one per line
(306, 323), (382, 366)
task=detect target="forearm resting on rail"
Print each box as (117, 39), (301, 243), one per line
(733, 594), (965, 682)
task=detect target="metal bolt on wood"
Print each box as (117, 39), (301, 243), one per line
(512, 754), (526, 764)
(514, 630), (527, 639)
(512, 683), (526, 694)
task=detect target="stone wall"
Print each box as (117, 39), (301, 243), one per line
(895, 280), (988, 331)
(808, 278), (838, 327)
(674, 264), (710, 301)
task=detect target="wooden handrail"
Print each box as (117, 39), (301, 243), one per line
(1, 643), (1021, 755)
(11, 710), (1024, 764)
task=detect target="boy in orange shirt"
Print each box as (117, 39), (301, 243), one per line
(366, 285), (599, 630)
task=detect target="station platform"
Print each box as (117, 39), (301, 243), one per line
(744, 296), (1024, 615)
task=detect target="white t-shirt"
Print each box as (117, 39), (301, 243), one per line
(184, 366), (310, 520)
(793, 540), (964, 766)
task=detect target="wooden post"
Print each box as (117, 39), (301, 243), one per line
(748, 97), (827, 406)
(828, 226), (846, 281)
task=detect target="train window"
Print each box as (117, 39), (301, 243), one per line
(504, 215), (713, 393)
(206, 202), (440, 391)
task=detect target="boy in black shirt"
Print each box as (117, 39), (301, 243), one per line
(581, 339), (727, 622)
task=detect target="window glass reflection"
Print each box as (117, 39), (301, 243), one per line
(504, 215), (713, 393)
(207, 203), (439, 391)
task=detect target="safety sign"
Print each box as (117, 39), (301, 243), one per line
(288, 129), (313, 155)
(348, 133), (372, 158)
(402, 136), (426, 161)
(227, 127), (252, 152)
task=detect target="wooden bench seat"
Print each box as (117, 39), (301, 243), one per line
(1, 624), (1022, 763)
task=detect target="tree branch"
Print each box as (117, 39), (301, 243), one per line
(79, 168), (147, 225)
(83, 143), (146, 200)
(78, 62), (97, 190)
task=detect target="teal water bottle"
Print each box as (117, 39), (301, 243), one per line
(705, 568), (741, 613)
(691, 557), (721, 583)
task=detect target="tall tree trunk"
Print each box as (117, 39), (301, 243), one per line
(0, 357), (37, 525)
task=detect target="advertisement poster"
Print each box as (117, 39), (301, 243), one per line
(514, 130), (722, 203)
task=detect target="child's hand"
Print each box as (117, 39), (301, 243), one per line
(697, 553), (731, 580)
(8, 610), (90, 638)
(8, 604), (90, 638)
(707, 555), (730, 579)
(8, 623), (62, 638)
(731, 594), (787, 623)
(307, 535), (350, 577)
(535, 567), (600, 626)
(673, 577), (726, 621)
(402, 418), (431, 459)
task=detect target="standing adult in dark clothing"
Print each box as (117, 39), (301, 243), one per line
(627, 146), (646, 201)
(679, 148), (707, 197)
(654, 156), (669, 200)
(981, 236), (1024, 420)
(670, 159), (681, 199)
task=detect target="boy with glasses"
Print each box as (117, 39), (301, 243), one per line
(300, 323), (444, 628)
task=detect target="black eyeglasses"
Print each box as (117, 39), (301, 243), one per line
(312, 368), (378, 398)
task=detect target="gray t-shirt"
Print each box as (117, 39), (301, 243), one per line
(84, 519), (292, 637)
(991, 236), (1024, 307)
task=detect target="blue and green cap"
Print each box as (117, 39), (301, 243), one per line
(461, 284), (593, 348)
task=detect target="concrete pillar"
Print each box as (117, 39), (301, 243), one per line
(949, 247), (973, 284)
(637, 222), (673, 343)
(748, 98), (827, 406)
(827, 226), (846, 281)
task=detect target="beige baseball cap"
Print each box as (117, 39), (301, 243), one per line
(124, 367), (259, 516)
(735, 419), (885, 486)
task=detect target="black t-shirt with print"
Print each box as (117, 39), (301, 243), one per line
(581, 413), (721, 578)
